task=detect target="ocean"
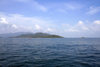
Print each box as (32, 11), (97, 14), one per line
(0, 38), (100, 67)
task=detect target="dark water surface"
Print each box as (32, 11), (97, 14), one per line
(0, 38), (100, 67)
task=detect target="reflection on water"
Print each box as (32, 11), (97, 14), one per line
(0, 38), (100, 67)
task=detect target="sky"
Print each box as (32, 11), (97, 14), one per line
(0, 0), (100, 37)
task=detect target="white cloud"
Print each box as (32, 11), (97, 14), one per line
(46, 28), (53, 32)
(0, 13), (56, 34)
(64, 2), (82, 10)
(15, 0), (47, 12)
(0, 12), (100, 37)
(0, 0), (47, 12)
(94, 20), (100, 24)
(81, 26), (89, 31)
(12, 24), (18, 29)
(0, 17), (17, 34)
(51, 2), (83, 13)
(0, 17), (8, 24)
(77, 21), (89, 31)
(33, 1), (47, 12)
(90, 20), (100, 32)
(67, 28), (79, 32)
(78, 21), (84, 25)
(0, 16), (34, 34)
(87, 6), (100, 15)
(35, 24), (41, 30)
(65, 20), (89, 33)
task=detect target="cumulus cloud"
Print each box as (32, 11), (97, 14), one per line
(77, 21), (89, 31)
(0, 17), (18, 33)
(65, 21), (89, 33)
(0, 13), (56, 34)
(35, 24), (41, 30)
(0, 17), (8, 24)
(64, 20), (100, 37)
(90, 20), (100, 32)
(94, 20), (100, 25)
(12, 24), (18, 29)
(78, 21), (83, 25)
(46, 28), (54, 32)
(0, 16), (33, 34)
(0, 12), (100, 37)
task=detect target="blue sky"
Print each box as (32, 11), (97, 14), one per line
(0, 0), (100, 37)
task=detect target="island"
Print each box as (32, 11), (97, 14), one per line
(14, 32), (63, 38)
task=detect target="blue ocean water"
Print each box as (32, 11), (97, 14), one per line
(0, 38), (100, 67)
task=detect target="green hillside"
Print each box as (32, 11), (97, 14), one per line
(14, 32), (63, 38)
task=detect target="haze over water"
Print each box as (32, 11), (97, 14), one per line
(0, 38), (100, 67)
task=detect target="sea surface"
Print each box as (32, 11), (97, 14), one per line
(0, 38), (100, 67)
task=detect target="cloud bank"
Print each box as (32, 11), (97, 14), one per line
(0, 12), (100, 37)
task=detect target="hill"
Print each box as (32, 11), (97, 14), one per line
(14, 32), (63, 38)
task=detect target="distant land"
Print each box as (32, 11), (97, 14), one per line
(0, 32), (63, 38)
(14, 32), (63, 38)
(0, 32), (30, 38)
